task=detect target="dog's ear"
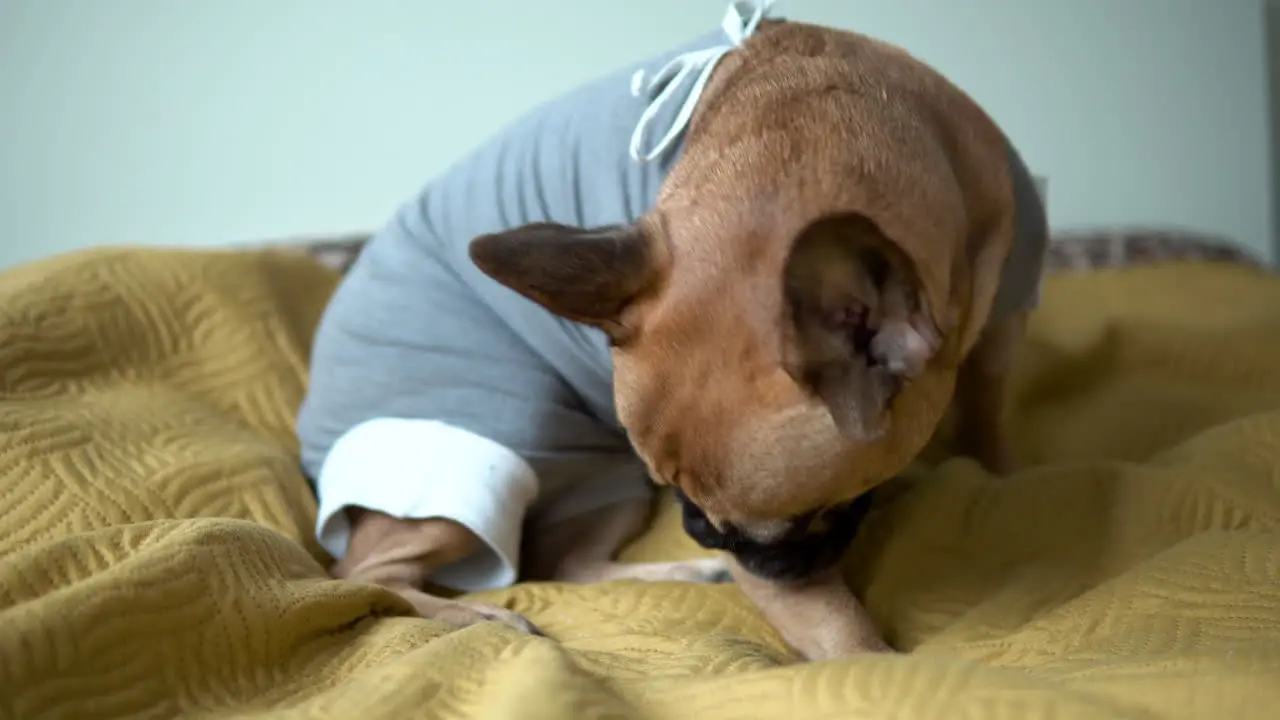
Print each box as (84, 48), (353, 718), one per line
(469, 222), (660, 340)
(805, 364), (899, 440)
(783, 214), (936, 439)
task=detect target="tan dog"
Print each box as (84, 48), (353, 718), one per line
(462, 20), (1037, 660)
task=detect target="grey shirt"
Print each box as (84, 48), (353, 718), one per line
(295, 23), (1047, 592)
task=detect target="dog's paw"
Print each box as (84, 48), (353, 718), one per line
(440, 600), (543, 635)
(549, 556), (733, 584)
(393, 587), (542, 635)
(665, 556), (734, 583)
(624, 557), (733, 584)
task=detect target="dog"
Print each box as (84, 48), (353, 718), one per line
(297, 5), (1045, 663)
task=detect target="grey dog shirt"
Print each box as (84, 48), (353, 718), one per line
(296, 15), (1048, 592)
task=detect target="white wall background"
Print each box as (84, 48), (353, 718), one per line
(0, 0), (1272, 269)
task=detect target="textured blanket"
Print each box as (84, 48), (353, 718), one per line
(1, 247), (1279, 720)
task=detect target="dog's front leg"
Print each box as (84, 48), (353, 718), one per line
(728, 558), (891, 661)
(953, 309), (1028, 474)
(334, 508), (540, 634)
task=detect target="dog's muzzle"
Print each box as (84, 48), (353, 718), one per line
(675, 489), (874, 582)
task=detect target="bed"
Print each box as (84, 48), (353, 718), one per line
(0, 229), (1276, 720)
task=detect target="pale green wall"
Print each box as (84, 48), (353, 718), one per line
(0, 0), (1271, 269)
(1269, 0), (1280, 260)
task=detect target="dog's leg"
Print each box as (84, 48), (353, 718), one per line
(333, 508), (540, 633)
(728, 558), (892, 661)
(524, 499), (731, 584)
(953, 309), (1027, 474)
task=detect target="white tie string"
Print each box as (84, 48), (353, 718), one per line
(628, 0), (776, 164)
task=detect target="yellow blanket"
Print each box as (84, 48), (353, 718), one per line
(2, 248), (1279, 720)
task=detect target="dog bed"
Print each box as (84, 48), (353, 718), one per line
(1, 237), (1278, 719)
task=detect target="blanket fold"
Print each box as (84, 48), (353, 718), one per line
(1, 248), (1278, 720)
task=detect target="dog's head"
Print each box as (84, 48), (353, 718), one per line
(470, 23), (1016, 581)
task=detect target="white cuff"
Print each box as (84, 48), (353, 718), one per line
(314, 418), (539, 592)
